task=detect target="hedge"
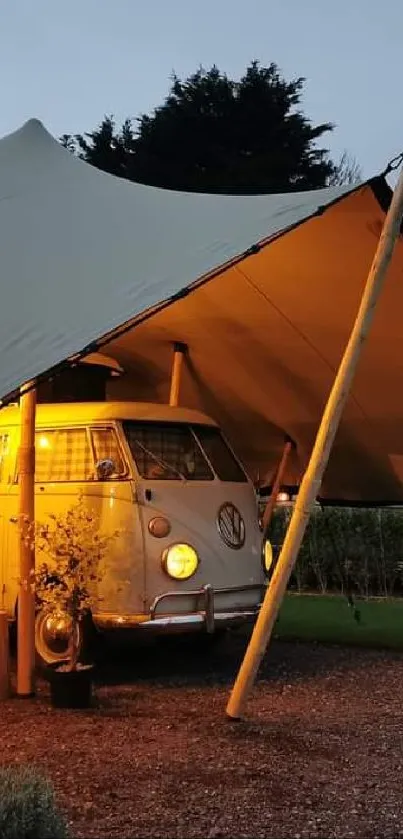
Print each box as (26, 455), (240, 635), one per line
(267, 505), (403, 598)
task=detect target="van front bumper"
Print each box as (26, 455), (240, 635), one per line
(93, 583), (265, 634)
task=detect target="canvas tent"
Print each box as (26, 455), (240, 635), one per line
(1, 119), (403, 502)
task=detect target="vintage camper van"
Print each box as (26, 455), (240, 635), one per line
(0, 401), (266, 663)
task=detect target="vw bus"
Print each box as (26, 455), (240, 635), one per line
(0, 401), (266, 663)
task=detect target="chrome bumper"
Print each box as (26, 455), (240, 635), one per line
(93, 584), (264, 634)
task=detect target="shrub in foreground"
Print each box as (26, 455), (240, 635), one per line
(0, 764), (69, 839)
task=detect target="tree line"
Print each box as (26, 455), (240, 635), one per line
(61, 60), (361, 194)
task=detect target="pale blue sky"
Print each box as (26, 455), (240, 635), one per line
(1, 0), (402, 178)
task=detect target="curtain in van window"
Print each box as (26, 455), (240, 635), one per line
(91, 428), (125, 475)
(35, 429), (93, 482)
(123, 422), (213, 481)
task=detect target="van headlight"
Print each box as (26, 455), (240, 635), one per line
(262, 539), (273, 575)
(162, 543), (199, 580)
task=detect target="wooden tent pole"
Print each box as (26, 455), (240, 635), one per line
(16, 384), (36, 697)
(169, 342), (187, 407)
(226, 169), (403, 720)
(261, 438), (294, 532)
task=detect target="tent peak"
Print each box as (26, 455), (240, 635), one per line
(21, 117), (46, 131)
(5, 117), (51, 143)
(0, 118), (62, 171)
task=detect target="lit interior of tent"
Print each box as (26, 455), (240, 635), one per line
(1, 120), (403, 503)
(99, 189), (403, 503)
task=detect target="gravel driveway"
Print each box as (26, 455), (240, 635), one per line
(1, 632), (403, 838)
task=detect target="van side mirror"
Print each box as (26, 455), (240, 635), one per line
(96, 458), (116, 480)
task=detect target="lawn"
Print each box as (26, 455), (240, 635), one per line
(275, 592), (403, 649)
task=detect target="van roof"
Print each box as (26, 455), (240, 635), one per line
(0, 401), (218, 428)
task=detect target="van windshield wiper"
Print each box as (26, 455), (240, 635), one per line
(132, 439), (185, 480)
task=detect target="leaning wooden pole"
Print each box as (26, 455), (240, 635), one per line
(16, 384), (36, 697)
(261, 438), (294, 533)
(227, 171), (403, 719)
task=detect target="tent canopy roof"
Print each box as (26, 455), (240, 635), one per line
(1, 118), (402, 502)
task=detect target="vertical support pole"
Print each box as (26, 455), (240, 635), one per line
(226, 167), (403, 720)
(0, 611), (9, 700)
(261, 437), (294, 532)
(16, 384), (36, 697)
(169, 342), (187, 407)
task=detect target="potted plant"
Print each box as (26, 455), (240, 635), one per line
(28, 499), (117, 709)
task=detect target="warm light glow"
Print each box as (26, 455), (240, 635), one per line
(263, 540), (273, 573)
(38, 434), (51, 449)
(162, 543), (199, 580)
(277, 492), (290, 503)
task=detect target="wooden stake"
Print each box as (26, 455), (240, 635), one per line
(226, 170), (403, 720)
(169, 342), (187, 407)
(0, 611), (9, 700)
(16, 384), (36, 697)
(261, 438), (294, 532)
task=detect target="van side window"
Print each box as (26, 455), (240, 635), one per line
(0, 433), (9, 483)
(35, 429), (93, 482)
(91, 428), (125, 477)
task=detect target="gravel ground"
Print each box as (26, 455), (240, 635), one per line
(2, 632), (403, 839)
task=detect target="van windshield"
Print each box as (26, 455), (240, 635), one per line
(122, 422), (247, 483)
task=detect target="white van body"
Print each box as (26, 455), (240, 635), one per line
(0, 402), (265, 662)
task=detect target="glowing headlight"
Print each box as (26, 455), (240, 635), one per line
(263, 539), (273, 574)
(162, 543), (199, 580)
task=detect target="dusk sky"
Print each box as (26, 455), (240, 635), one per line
(1, 0), (402, 179)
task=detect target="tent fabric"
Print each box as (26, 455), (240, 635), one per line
(1, 119), (403, 502)
(0, 119), (357, 402)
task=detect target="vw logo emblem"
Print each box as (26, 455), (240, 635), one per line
(217, 503), (245, 550)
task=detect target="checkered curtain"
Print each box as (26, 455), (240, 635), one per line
(92, 428), (125, 475)
(35, 429), (93, 482)
(123, 422), (212, 480)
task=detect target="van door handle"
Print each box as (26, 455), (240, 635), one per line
(145, 489), (152, 502)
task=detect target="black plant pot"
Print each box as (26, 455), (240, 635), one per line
(45, 661), (94, 709)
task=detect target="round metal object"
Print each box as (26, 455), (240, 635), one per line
(35, 609), (81, 665)
(217, 502), (245, 550)
(148, 516), (171, 538)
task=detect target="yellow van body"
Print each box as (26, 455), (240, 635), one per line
(0, 402), (265, 662)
